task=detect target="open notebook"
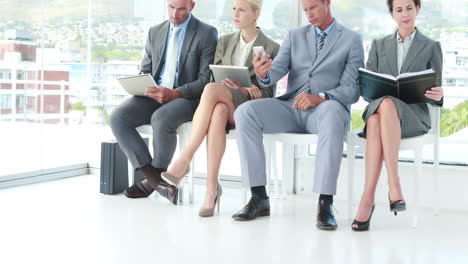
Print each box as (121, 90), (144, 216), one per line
(359, 68), (437, 104)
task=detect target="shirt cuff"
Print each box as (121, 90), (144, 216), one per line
(259, 72), (271, 84)
(325, 92), (334, 100)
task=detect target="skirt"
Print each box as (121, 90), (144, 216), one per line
(359, 96), (431, 139)
(230, 87), (249, 109)
(225, 88), (249, 132)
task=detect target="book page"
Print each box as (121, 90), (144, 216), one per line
(359, 68), (396, 81)
(397, 69), (435, 79)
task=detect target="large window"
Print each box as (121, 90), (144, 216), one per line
(0, 0), (167, 178)
(1, 0), (466, 183)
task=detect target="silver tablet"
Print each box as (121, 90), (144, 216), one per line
(209, 65), (252, 87)
(117, 74), (157, 96)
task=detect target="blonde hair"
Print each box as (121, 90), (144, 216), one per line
(244, 0), (262, 11)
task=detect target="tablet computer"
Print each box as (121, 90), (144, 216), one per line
(117, 74), (157, 96)
(209, 65), (252, 87)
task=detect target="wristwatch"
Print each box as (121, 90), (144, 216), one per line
(318, 92), (327, 101)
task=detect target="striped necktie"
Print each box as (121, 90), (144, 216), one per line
(316, 30), (327, 57)
(289, 82), (310, 102)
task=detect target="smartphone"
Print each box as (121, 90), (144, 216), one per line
(253, 46), (266, 59)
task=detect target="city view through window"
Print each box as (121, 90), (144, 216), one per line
(0, 0), (467, 178)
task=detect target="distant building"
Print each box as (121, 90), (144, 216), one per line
(0, 36), (70, 124)
(0, 40), (36, 62)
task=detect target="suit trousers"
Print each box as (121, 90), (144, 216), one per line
(109, 96), (198, 170)
(234, 98), (349, 195)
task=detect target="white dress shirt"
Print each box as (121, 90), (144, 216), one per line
(397, 30), (417, 74)
(232, 32), (258, 67)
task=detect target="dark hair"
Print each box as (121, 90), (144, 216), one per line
(387, 0), (421, 13)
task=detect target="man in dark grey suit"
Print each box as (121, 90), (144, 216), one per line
(232, 0), (364, 230)
(110, 0), (217, 204)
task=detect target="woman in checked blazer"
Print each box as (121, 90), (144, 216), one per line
(351, 0), (444, 231)
(160, 0), (279, 217)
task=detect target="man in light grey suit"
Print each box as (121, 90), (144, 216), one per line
(232, 0), (364, 230)
(110, 0), (217, 204)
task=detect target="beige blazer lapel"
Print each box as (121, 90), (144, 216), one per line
(221, 31), (240, 66)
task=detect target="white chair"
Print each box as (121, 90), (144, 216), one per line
(263, 133), (319, 197)
(346, 104), (440, 227)
(128, 122), (194, 204)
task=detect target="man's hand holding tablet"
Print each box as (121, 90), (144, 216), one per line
(144, 86), (182, 104)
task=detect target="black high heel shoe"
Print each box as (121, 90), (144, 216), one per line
(351, 204), (375, 232)
(389, 194), (406, 216)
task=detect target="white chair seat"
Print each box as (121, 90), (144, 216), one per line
(348, 129), (437, 151)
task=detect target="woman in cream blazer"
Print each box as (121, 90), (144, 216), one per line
(161, 0), (279, 217)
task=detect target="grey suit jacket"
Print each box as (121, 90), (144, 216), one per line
(139, 15), (218, 100)
(258, 21), (365, 111)
(214, 29), (280, 98)
(366, 30), (443, 126)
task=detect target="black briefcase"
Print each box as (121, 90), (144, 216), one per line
(100, 138), (148, 195)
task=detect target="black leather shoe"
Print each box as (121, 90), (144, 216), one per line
(316, 200), (337, 230)
(232, 195), (270, 221)
(141, 166), (165, 190)
(153, 180), (179, 205)
(124, 178), (154, 198)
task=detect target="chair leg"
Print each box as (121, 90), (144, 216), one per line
(243, 187), (249, 204)
(413, 147), (423, 228)
(347, 142), (356, 220)
(128, 160), (134, 187)
(176, 125), (192, 205)
(433, 141), (440, 216)
(271, 143), (278, 196)
(272, 143), (286, 197)
(295, 145), (309, 196)
(283, 143), (295, 197)
(189, 158), (195, 204)
(265, 138), (273, 197)
(275, 142), (283, 198)
(178, 185), (184, 204)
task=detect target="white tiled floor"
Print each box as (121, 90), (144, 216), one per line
(1, 175), (468, 264)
